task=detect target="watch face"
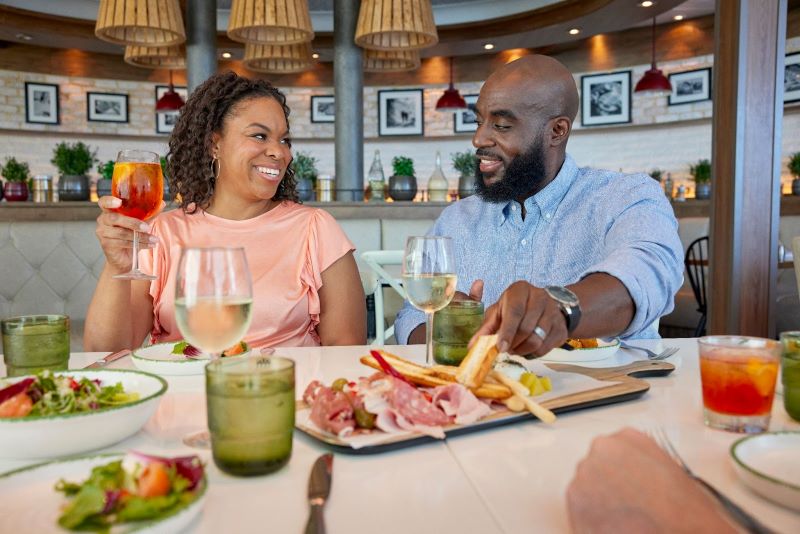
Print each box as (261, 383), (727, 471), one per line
(547, 286), (579, 306)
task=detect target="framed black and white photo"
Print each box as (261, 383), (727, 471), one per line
(311, 95), (335, 123)
(87, 92), (128, 123)
(155, 85), (188, 134)
(25, 82), (59, 124)
(454, 94), (479, 133)
(378, 89), (424, 136)
(668, 68), (711, 106)
(580, 71), (631, 126)
(785, 52), (800, 104)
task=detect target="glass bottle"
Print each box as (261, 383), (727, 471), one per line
(427, 151), (449, 202)
(663, 172), (674, 199)
(367, 149), (385, 202)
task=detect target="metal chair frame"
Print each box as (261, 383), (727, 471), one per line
(360, 250), (406, 345)
(684, 236), (709, 337)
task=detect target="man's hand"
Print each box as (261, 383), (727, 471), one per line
(566, 428), (738, 533)
(407, 280), (484, 344)
(471, 281), (567, 357)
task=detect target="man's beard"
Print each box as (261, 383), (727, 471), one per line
(475, 136), (547, 203)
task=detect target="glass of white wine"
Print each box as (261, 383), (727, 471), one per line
(175, 246), (254, 447)
(402, 236), (457, 365)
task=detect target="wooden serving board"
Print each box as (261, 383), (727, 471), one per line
(296, 359), (674, 454)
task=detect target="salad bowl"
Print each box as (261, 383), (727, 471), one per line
(0, 369), (167, 460)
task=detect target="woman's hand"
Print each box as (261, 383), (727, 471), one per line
(95, 196), (162, 274)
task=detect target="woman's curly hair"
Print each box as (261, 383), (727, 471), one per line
(166, 71), (297, 212)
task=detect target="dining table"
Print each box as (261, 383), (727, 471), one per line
(1, 338), (799, 534)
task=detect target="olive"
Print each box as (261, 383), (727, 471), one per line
(331, 378), (348, 392)
(354, 408), (376, 429)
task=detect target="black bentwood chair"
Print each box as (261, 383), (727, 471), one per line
(685, 236), (709, 337)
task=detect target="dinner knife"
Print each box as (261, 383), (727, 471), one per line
(305, 453), (333, 534)
(83, 349), (131, 369)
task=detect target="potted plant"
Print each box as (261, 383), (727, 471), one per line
(790, 152), (800, 196)
(96, 160), (114, 199)
(290, 151), (318, 201)
(51, 141), (97, 201)
(389, 155), (417, 201)
(1, 157), (31, 202)
(452, 151), (478, 199)
(649, 168), (663, 182)
(689, 159), (711, 200)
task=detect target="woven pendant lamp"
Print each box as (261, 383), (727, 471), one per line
(364, 49), (420, 72)
(95, 0), (185, 46)
(124, 45), (186, 68)
(244, 42), (313, 73)
(228, 0), (314, 45)
(355, 0), (438, 51)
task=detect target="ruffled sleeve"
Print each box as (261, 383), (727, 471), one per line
(301, 209), (356, 335)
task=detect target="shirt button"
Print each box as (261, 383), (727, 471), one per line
(521, 239), (527, 245)
(545, 213), (551, 219)
(511, 205), (517, 211)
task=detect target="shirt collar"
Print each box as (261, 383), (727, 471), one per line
(495, 154), (579, 226)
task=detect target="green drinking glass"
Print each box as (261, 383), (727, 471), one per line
(206, 355), (295, 477)
(780, 331), (800, 422)
(1, 315), (70, 377)
(432, 300), (484, 366)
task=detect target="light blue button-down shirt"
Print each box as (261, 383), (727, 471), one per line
(395, 154), (684, 343)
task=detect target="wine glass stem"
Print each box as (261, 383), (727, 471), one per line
(131, 229), (141, 274)
(425, 311), (434, 365)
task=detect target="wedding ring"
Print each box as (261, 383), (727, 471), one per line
(533, 326), (547, 339)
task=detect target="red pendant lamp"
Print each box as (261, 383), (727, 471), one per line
(156, 70), (185, 114)
(634, 18), (672, 94)
(436, 57), (467, 112)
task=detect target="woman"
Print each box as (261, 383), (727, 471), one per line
(84, 72), (366, 351)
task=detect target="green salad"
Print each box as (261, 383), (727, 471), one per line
(55, 453), (205, 532)
(0, 371), (140, 418)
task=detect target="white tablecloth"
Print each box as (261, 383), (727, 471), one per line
(1, 339), (799, 533)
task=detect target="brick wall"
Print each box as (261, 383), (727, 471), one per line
(1, 37), (798, 192)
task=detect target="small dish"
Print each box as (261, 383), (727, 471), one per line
(540, 338), (621, 363)
(131, 341), (250, 376)
(730, 431), (800, 511)
(0, 453), (207, 533)
(0, 370), (166, 459)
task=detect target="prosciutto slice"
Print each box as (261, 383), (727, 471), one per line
(431, 383), (492, 425)
(304, 381), (356, 437)
(360, 374), (450, 438)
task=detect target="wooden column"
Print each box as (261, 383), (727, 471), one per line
(708, 0), (787, 336)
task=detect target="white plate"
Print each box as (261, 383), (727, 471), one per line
(0, 453), (207, 533)
(730, 431), (800, 511)
(132, 341), (250, 376)
(0, 370), (166, 460)
(539, 338), (620, 362)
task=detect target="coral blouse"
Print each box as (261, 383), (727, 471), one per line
(139, 201), (354, 348)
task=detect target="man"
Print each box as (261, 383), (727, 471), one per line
(395, 55), (683, 356)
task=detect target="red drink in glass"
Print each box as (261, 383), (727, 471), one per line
(111, 161), (163, 221)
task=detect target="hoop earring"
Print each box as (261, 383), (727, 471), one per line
(210, 157), (220, 180)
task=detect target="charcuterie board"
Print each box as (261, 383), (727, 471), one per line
(295, 359), (674, 454)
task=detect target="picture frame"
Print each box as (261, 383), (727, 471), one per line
(87, 92), (129, 123)
(454, 94), (479, 133)
(155, 84), (188, 134)
(310, 95), (335, 123)
(668, 68), (712, 106)
(580, 71), (631, 127)
(378, 89), (424, 136)
(24, 82), (59, 124)
(785, 52), (800, 104)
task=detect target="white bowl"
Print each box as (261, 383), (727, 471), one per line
(540, 338), (621, 363)
(132, 341), (251, 376)
(0, 453), (207, 533)
(0, 370), (167, 460)
(730, 431), (800, 511)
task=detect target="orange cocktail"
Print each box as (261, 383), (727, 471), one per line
(111, 161), (163, 221)
(698, 336), (780, 433)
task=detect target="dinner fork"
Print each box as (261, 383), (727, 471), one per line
(649, 428), (773, 534)
(619, 342), (678, 360)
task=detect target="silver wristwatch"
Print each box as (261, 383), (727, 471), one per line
(544, 286), (581, 334)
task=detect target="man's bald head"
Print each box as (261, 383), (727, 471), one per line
(484, 55), (579, 122)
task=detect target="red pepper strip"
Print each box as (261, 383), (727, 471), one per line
(0, 377), (35, 405)
(69, 379), (81, 391)
(369, 350), (415, 388)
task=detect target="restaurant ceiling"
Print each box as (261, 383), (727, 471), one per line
(0, 0), (716, 60)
